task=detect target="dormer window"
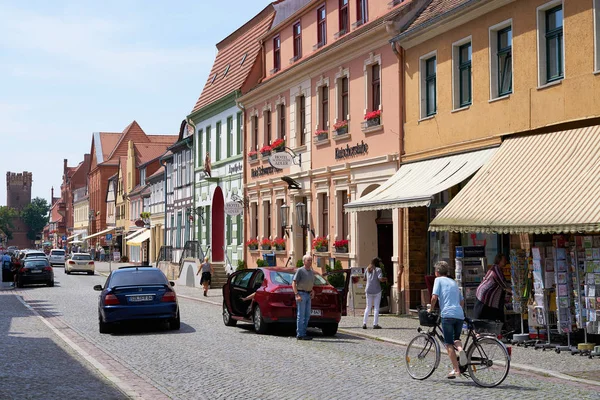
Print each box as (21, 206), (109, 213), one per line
(240, 52), (248, 65)
(223, 64), (230, 77)
(211, 73), (217, 84)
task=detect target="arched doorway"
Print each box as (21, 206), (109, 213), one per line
(212, 186), (225, 261)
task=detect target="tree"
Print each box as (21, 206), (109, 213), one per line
(0, 206), (17, 239)
(21, 197), (50, 241)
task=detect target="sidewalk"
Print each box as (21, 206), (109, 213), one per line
(169, 282), (600, 386)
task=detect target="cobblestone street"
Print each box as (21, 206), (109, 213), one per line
(1, 266), (598, 399)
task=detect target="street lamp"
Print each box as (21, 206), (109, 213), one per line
(280, 203), (291, 238)
(296, 202), (306, 228)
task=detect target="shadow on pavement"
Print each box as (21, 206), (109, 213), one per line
(109, 320), (196, 336)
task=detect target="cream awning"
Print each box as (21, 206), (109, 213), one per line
(66, 233), (79, 240)
(126, 229), (151, 246)
(345, 147), (498, 212)
(125, 228), (147, 240)
(429, 126), (600, 234)
(83, 227), (114, 241)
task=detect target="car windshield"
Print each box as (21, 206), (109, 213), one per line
(109, 270), (168, 287)
(269, 271), (328, 286)
(26, 253), (46, 258)
(24, 260), (49, 268)
(72, 254), (91, 261)
(51, 250), (65, 255)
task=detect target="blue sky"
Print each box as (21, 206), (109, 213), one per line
(0, 0), (268, 205)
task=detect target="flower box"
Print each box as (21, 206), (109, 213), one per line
(260, 145), (272, 157)
(272, 237), (286, 251)
(248, 152), (258, 161)
(335, 247), (348, 253)
(335, 126), (348, 136)
(316, 246), (329, 253)
(312, 236), (328, 252)
(246, 239), (259, 250)
(365, 117), (380, 128)
(271, 138), (285, 152)
(260, 238), (272, 250)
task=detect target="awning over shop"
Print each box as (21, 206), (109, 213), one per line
(125, 228), (147, 240)
(126, 229), (151, 246)
(345, 147), (498, 212)
(66, 233), (79, 240)
(83, 227), (115, 241)
(429, 125), (600, 234)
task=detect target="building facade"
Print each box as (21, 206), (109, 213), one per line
(72, 186), (89, 250)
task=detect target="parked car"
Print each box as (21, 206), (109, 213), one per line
(16, 258), (54, 287)
(49, 249), (66, 267)
(222, 267), (350, 336)
(22, 250), (48, 262)
(94, 266), (180, 334)
(66, 253), (94, 275)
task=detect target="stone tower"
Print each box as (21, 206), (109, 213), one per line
(6, 171), (32, 210)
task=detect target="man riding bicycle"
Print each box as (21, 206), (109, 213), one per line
(429, 261), (466, 379)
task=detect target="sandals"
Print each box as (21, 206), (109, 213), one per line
(447, 369), (460, 379)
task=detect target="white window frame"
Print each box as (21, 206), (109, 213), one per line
(451, 36), (473, 111)
(334, 67), (350, 123)
(536, 0), (565, 87)
(419, 50), (437, 119)
(363, 52), (382, 115)
(594, 0), (600, 73)
(489, 19), (513, 100)
(314, 76), (330, 131)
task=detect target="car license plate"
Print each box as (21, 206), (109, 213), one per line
(30, 270), (42, 274)
(129, 295), (153, 302)
(311, 309), (322, 316)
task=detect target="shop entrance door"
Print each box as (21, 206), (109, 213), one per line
(377, 224), (393, 281)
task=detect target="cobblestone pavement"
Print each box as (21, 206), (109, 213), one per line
(7, 269), (600, 399)
(0, 283), (126, 400)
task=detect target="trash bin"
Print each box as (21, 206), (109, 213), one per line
(263, 253), (276, 267)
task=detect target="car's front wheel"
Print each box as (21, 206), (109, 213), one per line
(169, 310), (181, 330)
(222, 301), (237, 327)
(253, 305), (269, 334)
(99, 316), (111, 334)
(321, 323), (338, 336)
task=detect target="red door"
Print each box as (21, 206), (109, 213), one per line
(212, 186), (225, 261)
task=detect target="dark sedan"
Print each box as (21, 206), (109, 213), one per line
(16, 258), (54, 287)
(94, 266), (180, 334)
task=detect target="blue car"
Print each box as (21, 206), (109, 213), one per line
(94, 266), (180, 333)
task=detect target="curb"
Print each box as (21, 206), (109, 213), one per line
(337, 328), (600, 388)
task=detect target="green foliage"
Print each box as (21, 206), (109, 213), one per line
(256, 259), (267, 268)
(21, 198), (49, 240)
(140, 212), (151, 220)
(236, 259), (247, 271)
(296, 259), (304, 268)
(0, 206), (17, 240)
(326, 260), (345, 288)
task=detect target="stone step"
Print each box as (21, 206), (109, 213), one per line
(208, 262), (229, 289)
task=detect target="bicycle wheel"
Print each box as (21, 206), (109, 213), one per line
(467, 337), (510, 387)
(405, 333), (440, 380)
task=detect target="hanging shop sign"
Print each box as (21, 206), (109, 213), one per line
(334, 141), (369, 160)
(224, 201), (244, 216)
(269, 151), (295, 169)
(228, 163), (243, 174)
(251, 165), (276, 178)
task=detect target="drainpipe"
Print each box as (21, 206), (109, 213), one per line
(185, 118), (197, 242)
(235, 94), (246, 266)
(391, 40), (406, 315)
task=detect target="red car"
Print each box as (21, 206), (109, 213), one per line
(222, 267), (350, 336)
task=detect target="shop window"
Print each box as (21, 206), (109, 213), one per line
(536, 1), (564, 86)
(489, 21), (513, 99)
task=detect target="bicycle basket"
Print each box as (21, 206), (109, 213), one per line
(418, 309), (439, 327)
(472, 319), (503, 336)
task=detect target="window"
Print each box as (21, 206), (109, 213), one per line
(371, 64), (380, 111)
(252, 115), (258, 150)
(357, 0), (368, 25)
(236, 214), (242, 245)
(339, 0), (349, 36)
(497, 27), (512, 96)
(176, 211), (182, 248)
(197, 208), (202, 243)
(340, 76), (349, 121)
(223, 64), (230, 77)
(320, 193), (328, 237)
(278, 103), (286, 140)
(140, 167), (146, 185)
(321, 86), (329, 129)
(226, 215), (232, 244)
(545, 6), (563, 82)
(216, 121), (221, 161)
(537, 1), (564, 85)
(265, 110), (272, 145)
(251, 203), (258, 238)
(205, 205), (211, 245)
(293, 22), (302, 60)
(184, 212), (190, 244)
(206, 126), (211, 163)
(236, 112), (242, 155)
(298, 95), (306, 146)
(317, 6), (327, 47)
(595, 0), (600, 72)
(266, 201), (271, 239)
(341, 190), (349, 239)
(459, 43), (472, 107)
(227, 116), (233, 158)
(273, 36), (281, 72)
(421, 55), (437, 117)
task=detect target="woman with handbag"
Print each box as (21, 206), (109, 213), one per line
(473, 254), (512, 322)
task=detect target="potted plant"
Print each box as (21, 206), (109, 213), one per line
(333, 120), (348, 135)
(246, 239), (259, 250)
(236, 260), (247, 271)
(248, 150), (258, 161)
(364, 110), (381, 127)
(260, 238), (272, 250)
(256, 259), (267, 267)
(312, 236), (329, 252)
(333, 239), (348, 253)
(314, 129), (328, 141)
(325, 260), (345, 289)
(272, 237), (286, 251)
(271, 138), (285, 152)
(296, 259), (304, 268)
(260, 145), (272, 157)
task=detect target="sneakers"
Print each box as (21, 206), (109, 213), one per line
(373, 325), (382, 330)
(447, 369), (460, 379)
(297, 336), (313, 341)
(458, 349), (467, 367)
(362, 324), (367, 329)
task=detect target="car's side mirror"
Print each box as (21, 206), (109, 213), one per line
(93, 285), (103, 291)
(169, 281), (175, 287)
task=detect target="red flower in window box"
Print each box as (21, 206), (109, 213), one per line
(333, 240), (348, 248)
(246, 239), (259, 250)
(364, 110), (381, 121)
(312, 236), (328, 251)
(260, 238), (272, 250)
(314, 129), (328, 136)
(333, 120), (348, 130)
(248, 150), (258, 157)
(272, 237), (286, 250)
(271, 138), (285, 151)
(260, 145), (272, 154)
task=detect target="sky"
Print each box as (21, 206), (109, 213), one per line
(0, 0), (269, 205)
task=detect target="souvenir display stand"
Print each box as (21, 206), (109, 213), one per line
(554, 243), (575, 353)
(509, 249), (529, 342)
(571, 236), (597, 354)
(455, 246), (486, 318)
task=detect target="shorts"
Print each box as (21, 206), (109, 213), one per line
(441, 318), (463, 345)
(200, 271), (211, 285)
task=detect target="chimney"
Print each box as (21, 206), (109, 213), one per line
(51, 186), (54, 202)
(63, 159), (68, 175)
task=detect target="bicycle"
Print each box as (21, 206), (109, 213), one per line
(405, 310), (511, 388)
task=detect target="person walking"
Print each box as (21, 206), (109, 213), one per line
(196, 256), (213, 297)
(362, 257), (387, 329)
(473, 254), (512, 322)
(99, 246), (105, 262)
(292, 254), (315, 341)
(429, 261), (465, 379)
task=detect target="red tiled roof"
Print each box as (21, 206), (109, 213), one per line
(190, 6), (275, 114)
(404, 0), (471, 31)
(134, 143), (171, 166)
(107, 121), (149, 161)
(99, 133), (121, 161)
(148, 134), (178, 144)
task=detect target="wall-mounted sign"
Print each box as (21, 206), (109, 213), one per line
(269, 151), (294, 169)
(228, 163), (243, 174)
(251, 165), (276, 178)
(335, 140), (369, 160)
(224, 201), (244, 216)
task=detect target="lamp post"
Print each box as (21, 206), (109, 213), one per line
(280, 203), (290, 238)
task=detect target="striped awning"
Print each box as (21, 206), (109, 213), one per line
(82, 227), (114, 241)
(125, 228), (147, 240)
(429, 125), (600, 234)
(126, 229), (151, 246)
(345, 147), (498, 212)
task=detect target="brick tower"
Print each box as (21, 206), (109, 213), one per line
(6, 171), (33, 248)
